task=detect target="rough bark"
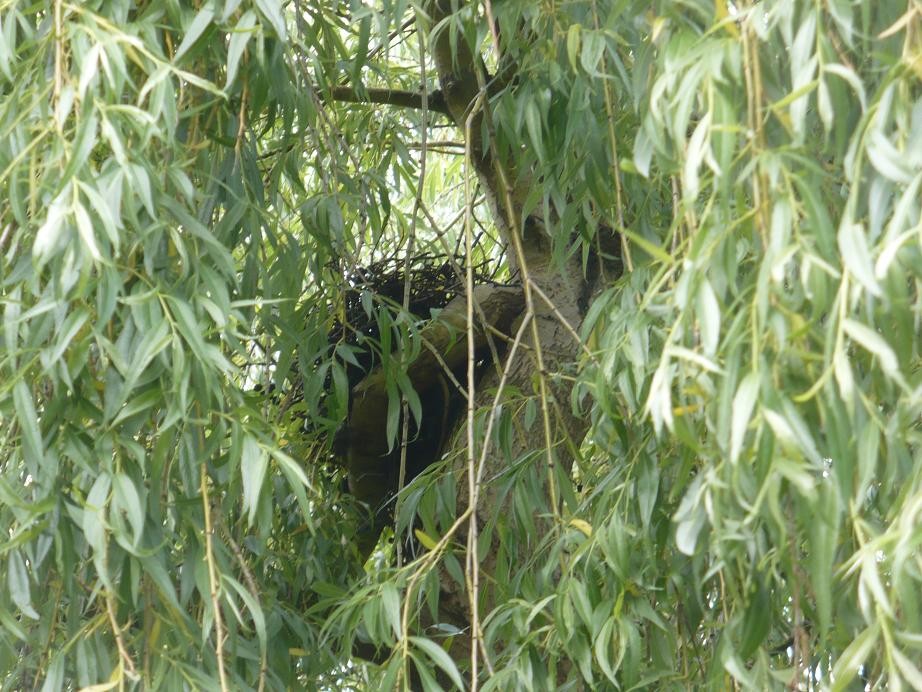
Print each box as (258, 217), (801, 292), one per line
(418, 0), (619, 663)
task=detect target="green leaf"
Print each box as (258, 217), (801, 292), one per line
(524, 99), (544, 164)
(696, 278), (720, 356)
(13, 382), (42, 475)
(381, 583), (402, 640)
(842, 318), (899, 377)
(33, 192), (68, 266)
(729, 372), (759, 464)
(410, 636), (465, 690)
(226, 11), (257, 90)
(174, 7), (215, 61)
(866, 129), (913, 184)
(830, 623), (879, 692)
(254, 0), (287, 41)
(0, 11), (15, 81)
(241, 435), (268, 528)
(8, 551), (38, 620)
(580, 30), (605, 75)
(223, 576), (267, 656)
(113, 473), (144, 548)
(46, 308), (89, 367)
(270, 446), (313, 520)
(738, 582), (770, 658)
(566, 24), (581, 72)
(837, 222), (881, 297)
(414, 529), (439, 551)
(40, 653), (65, 692)
(891, 647), (922, 689)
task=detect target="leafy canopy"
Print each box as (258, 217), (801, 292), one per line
(1, 0), (921, 689)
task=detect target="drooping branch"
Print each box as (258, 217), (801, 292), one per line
(329, 85), (451, 116)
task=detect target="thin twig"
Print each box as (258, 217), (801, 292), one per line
(200, 464), (229, 692)
(464, 93), (482, 691)
(223, 527), (267, 692)
(395, 19), (430, 573)
(105, 591), (137, 687)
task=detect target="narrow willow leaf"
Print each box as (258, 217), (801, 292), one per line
(674, 476), (706, 555)
(842, 318), (899, 376)
(254, 0), (287, 41)
(568, 519), (593, 537)
(82, 474), (112, 593)
(241, 436), (267, 528)
(646, 362), (673, 434)
(730, 372), (759, 464)
(78, 181), (121, 248)
(817, 78), (833, 131)
(170, 67), (224, 96)
(580, 30), (604, 75)
(566, 24), (581, 72)
(33, 192), (68, 265)
(855, 421), (880, 502)
(830, 623), (879, 692)
(129, 163), (155, 217)
(621, 228), (671, 263)
(524, 99), (544, 164)
(381, 583), (401, 639)
(351, 15), (371, 88)
(837, 223), (881, 296)
(78, 44), (101, 98)
(696, 278), (720, 356)
(225, 11), (257, 90)
(223, 576), (267, 655)
(410, 636), (465, 691)
(73, 203), (101, 260)
(833, 345), (854, 405)
(823, 63), (866, 110)
(866, 129), (913, 184)
(891, 647), (922, 689)
(40, 654), (65, 692)
(633, 126), (653, 178)
(859, 551), (893, 618)
(113, 473), (144, 548)
(739, 582), (770, 658)
(876, 175), (922, 277)
(13, 381), (42, 474)
(414, 529), (439, 551)
(174, 7), (215, 61)
(168, 297), (209, 362)
(780, 398), (822, 466)
(8, 551), (38, 619)
(684, 112), (711, 199)
(668, 346), (723, 374)
(0, 11), (13, 81)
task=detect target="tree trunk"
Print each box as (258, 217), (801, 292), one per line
(419, 0), (619, 667)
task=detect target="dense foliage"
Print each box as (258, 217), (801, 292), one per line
(1, 0), (921, 689)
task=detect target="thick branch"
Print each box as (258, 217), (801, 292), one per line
(421, 1), (483, 124)
(342, 285), (524, 555)
(329, 85), (450, 116)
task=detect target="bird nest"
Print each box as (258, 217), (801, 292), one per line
(329, 251), (498, 350)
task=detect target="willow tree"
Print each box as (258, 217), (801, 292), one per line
(2, 0), (922, 689)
